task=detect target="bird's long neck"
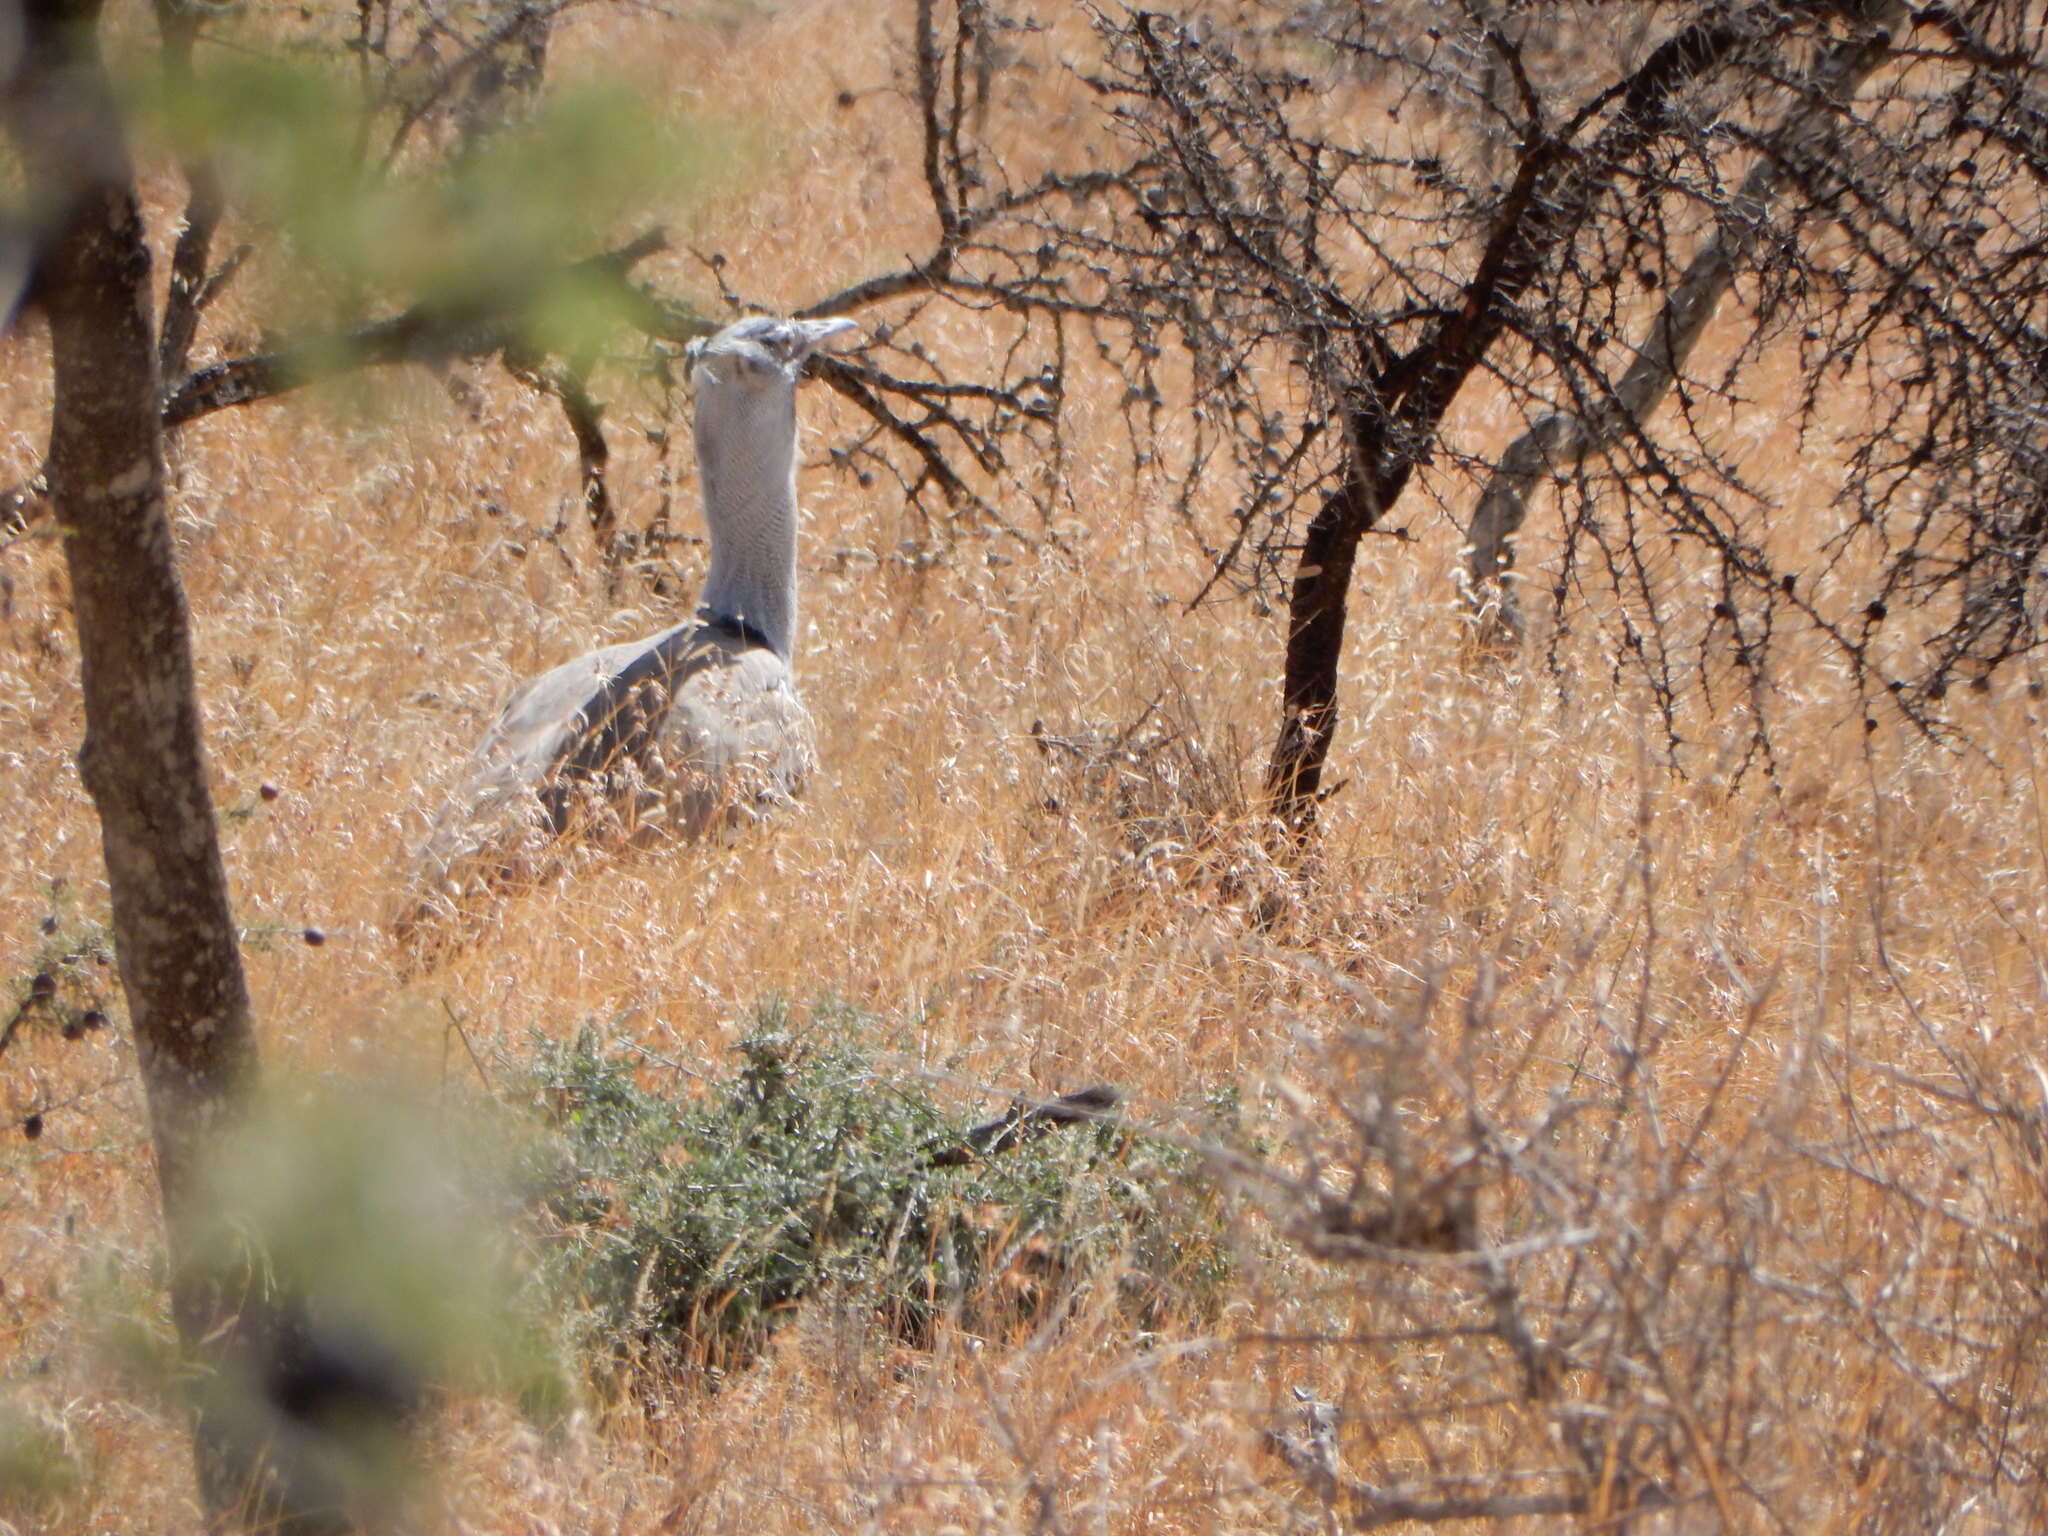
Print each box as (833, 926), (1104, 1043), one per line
(695, 390), (800, 665)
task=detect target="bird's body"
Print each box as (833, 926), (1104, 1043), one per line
(404, 314), (854, 927)
(472, 614), (814, 841)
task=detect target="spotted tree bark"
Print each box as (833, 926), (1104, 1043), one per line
(9, 0), (264, 1519)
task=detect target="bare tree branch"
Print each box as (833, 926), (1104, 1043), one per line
(1264, 1424), (1597, 1531)
(153, 0), (234, 386)
(1463, 0), (1910, 643)
(160, 226), (675, 426)
(505, 349), (615, 554)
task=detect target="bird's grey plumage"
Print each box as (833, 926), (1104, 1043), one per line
(403, 314), (856, 928)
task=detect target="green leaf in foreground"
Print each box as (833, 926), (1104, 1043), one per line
(144, 58), (717, 353)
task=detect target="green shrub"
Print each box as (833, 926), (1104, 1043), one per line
(528, 1001), (1230, 1371)
(0, 1399), (78, 1514)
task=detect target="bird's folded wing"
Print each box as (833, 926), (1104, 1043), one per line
(476, 621), (699, 777)
(411, 623), (814, 908)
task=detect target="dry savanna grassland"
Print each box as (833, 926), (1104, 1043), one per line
(4, 2), (2048, 1531)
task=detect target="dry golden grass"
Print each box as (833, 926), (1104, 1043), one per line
(5, 2), (2048, 1531)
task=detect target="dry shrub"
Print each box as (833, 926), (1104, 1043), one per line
(1028, 691), (1302, 934)
(1231, 770), (2048, 1531)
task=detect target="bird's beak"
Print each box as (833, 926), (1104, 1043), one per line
(793, 317), (860, 360)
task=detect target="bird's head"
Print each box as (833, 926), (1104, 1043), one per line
(687, 315), (859, 395)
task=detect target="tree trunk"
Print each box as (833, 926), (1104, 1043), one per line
(10, 0), (264, 1518)
(1266, 474), (1378, 832)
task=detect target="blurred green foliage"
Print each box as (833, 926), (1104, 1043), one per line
(0, 1398), (79, 1514)
(188, 1082), (566, 1411)
(134, 16), (717, 354)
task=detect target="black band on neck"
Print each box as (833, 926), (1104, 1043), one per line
(700, 610), (775, 651)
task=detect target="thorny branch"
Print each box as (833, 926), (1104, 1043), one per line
(1237, 857), (2048, 1529)
(97, 0), (1124, 578)
(1462, 0), (1913, 643)
(159, 227), (680, 426)
(371, 0), (571, 170)
(57, 0), (2048, 820)
(852, 1), (2048, 824)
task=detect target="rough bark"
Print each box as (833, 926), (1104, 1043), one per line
(10, 0), (265, 1519)
(1266, 476), (1378, 828)
(1463, 0), (1909, 642)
